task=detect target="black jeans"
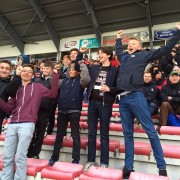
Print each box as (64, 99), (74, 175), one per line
(87, 100), (112, 166)
(27, 107), (50, 157)
(51, 112), (80, 163)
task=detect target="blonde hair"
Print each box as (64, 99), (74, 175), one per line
(128, 37), (142, 47)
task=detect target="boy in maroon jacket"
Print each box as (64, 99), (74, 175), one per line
(0, 64), (59, 180)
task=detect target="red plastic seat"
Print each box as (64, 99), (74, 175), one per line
(81, 111), (88, 116)
(120, 142), (152, 156)
(113, 104), (119, 108)
(162, 144), (180, 159)
(79, 166), (123, 180)
(82, 103), (89, 107)
(41, 162), (83, 180)
(96, 139), (120, 152)
(129, 172), (169, 180)
(109, 123), (123, 132)
(160, 126), (180, 135)
(43, 135), (88, 149)
(0, 134), (5, 141)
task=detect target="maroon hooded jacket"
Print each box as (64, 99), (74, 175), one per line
(0, 72), (59, 123)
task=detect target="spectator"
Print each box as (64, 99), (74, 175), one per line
(152, 69), (167, 87)
(17, 54), (30, 66)
(0, 64), (59, 180)
(59, 55), (71, 79)
(143, 72), (161, 115)
(111, 54), (120, 67)
(173, 65), (180, 73)
(27, 60), (57, 159)
(115, 23), (180, 178)
(0, 60), (22, 134)
(159, 71), (180, 126)
(49, 58), (90, 166)
(83, 47), (118, 170)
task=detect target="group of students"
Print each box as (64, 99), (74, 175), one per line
(0, 22), (179, 180)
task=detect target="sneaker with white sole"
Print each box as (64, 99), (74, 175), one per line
(83, 162), (95, 171)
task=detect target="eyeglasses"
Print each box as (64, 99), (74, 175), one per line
(21, 70), (33, 74)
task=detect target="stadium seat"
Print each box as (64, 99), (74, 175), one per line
(109, 123), (123, 132)
(79, 166), (123, 180)
(0, 134), (5, 141)
(41, 162), (83, 180)
(129, 172), (169, 180)
(162, 144), (180, 159)
(160, 126), (180, 135)
(96, 138), (120, 152)
(119, 142), (152, 156)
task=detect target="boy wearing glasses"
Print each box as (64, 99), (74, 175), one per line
(0, 64), (59, 180)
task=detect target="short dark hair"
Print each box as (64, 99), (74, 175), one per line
(69, 48), (79, 54)
(22, 64), (34, 74)
(99, 47), (113, 60)
(43, 60), (54, 69)
(0, 60), (12, 70)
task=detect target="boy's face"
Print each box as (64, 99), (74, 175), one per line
(127, 39), (142, 54)
(18, 57), (23, 66)
(0, 63), (11, 78)
(98, 50), (110, 64)
(70, 68), (79, 78)
(55, 64), (61, 70)
(21, 67), (34, 82)
(169, 74), (180, 84)
(42, 66), (52, 77)
(70, 50), (78, 61)
(144, 73), (152, 83)
(155, 72), (162, 79)
(63, 58), (71, 66)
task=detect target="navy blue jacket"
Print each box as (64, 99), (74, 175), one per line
(142, 82), (161, 106)
(115, 29), (180, 92)
(87, 65), (118, 106)
(58, 77), (84, 112)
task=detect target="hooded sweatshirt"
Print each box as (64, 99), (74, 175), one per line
(18, 54), (30, 64)
(0, 72), (59, 123)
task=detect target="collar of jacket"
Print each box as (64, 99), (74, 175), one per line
(0, 76), (11, 82)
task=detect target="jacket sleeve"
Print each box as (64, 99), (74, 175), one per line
(6, 75), (21, 98)
(160, 85), (169, 102)
(79, 63), (91, 89)
(41, 72), (59, 99)
(171, 96), (180, 104)
(115, 38), (124, 63)
(145, 30), (180, 62)
(0, 98), (16, 114)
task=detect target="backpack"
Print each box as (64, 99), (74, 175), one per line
(167, 113), (180, 126)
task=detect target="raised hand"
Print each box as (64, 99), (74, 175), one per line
(176, 22), (180, 30)
(117, 30), (123, 39)
(16, 65), (23, 76)
(80, 46), (88, 53)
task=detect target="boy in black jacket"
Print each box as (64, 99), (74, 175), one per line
(115, 23), (180, 178)
(27, 60), (56, 158)
(49, 60), (90, 166)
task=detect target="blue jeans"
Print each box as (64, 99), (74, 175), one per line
(87, 100), (112, 166)
(148, 102), (158, 115)
(1, 122), (35, 180)
(119, 92), (166, 170)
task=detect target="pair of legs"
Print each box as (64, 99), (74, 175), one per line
(51, 112), (80, 163)
(119, 92), (166, 171)
(1, 122), (35, 180)
(27, 108), (50, 158)
(159, 102), (180, 125)
(87, 100), (112, 166)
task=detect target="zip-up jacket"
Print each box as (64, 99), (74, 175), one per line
(58, 63), (90, 113)
(161, 81), (180, 107)
(34, 76), (56, 112)
(87, 65), (118, 106)
(115, 29), (180, 92)
(142, 82), (161, 106)
(0, 72), (59, 123)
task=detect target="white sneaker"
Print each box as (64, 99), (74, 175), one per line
(83, 162), (95, 171)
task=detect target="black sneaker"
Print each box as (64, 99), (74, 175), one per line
(159, 169), (167, 176)
(123, 167), (135, 179)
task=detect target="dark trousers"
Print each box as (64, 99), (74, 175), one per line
(87, 100), (112, 166)
(0, 115), (4, 134)
(160, 102), (180, 125)
(27, 108), (50, 157)
(46, 103), (57, 134)
(51, 112), (80, 163)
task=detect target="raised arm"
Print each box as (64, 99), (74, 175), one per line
(145, 22), (180, 62)
(115, 30), (124, 63)
(0, 98), (16, 114)
(41, 70), (59, 99)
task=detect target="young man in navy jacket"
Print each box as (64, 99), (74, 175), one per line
(115, 22), (180, 178)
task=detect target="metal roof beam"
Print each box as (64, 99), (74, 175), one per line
(82, 0), (101, 45)
(0, 13), (24, 53)
(28, 0), (60, 51)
